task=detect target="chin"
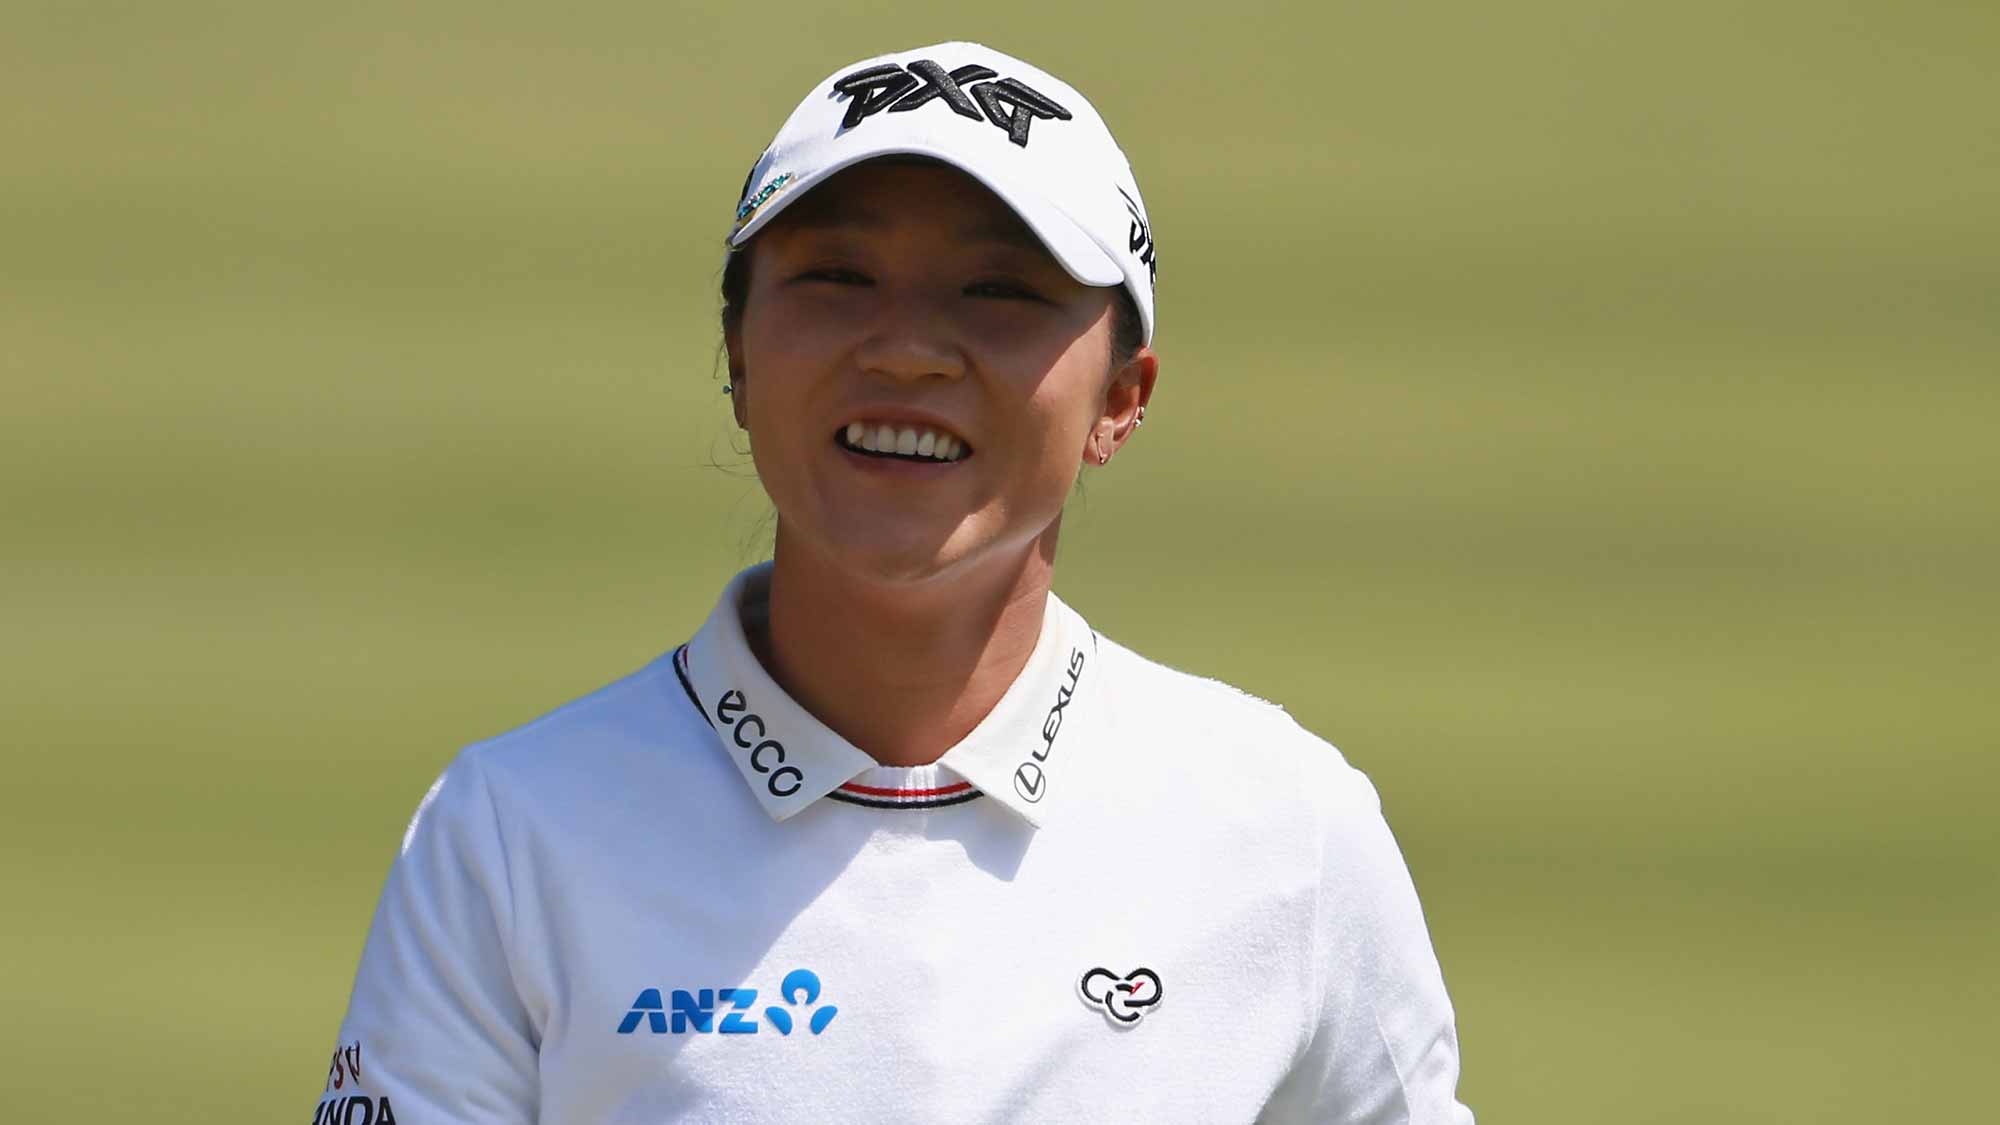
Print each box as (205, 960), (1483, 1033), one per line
(775, 492), (1059, 590)
(833, 536), (975, 586)
(808, 514), (1017, 589)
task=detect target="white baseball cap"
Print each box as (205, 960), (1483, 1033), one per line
(727, 41), (1158, 344)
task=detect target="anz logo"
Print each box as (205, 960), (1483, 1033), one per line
(618, 969), (837, 1037)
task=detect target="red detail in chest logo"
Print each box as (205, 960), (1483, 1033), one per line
(1079, 967), (1164, 1026)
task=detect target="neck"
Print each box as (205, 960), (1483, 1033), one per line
(752, 525), (1060, 767)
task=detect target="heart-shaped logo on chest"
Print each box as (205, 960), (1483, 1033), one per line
(1078, 966), (1164, 1026)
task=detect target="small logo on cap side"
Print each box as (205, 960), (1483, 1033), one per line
(1118, 186), (1156, 286)
(735, 172), (794, 231)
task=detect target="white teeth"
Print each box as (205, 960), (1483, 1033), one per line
(841, 421), (969, 462)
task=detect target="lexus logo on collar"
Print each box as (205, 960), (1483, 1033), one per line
(1012, 647), (1083, 805)
(1079, 967), (1163, 1026)
(1013, 762), (1045, 803)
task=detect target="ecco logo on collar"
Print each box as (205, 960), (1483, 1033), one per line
(1079, 966), (1163, 1026)
(715, 689), (806, 798)
(1014, 648), (1084, 804)
(831, 59), (1074, 147)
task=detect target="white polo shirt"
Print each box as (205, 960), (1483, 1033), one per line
(317, 565), (1472, 1124)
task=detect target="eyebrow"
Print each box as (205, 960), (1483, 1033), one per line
(960, 221), (1046, 253)
(783, 206), (1046, 254)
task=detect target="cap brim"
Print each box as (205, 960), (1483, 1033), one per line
(728, 143), (1126, 289)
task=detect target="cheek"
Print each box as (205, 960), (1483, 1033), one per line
(735, 322), (820, 489)
(1017, 359), (1109, 473)
(1029, 321), (1117, 448)
(736, 289), (872, 418)
(738, 303), (826, 417)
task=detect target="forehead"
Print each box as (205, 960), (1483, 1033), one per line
(765, 159), (1048, 255)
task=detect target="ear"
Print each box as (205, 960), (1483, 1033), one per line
(1086, 345), (1159, 466)
(723, 317), (749, 430)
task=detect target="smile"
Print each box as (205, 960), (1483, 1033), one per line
(837, 421), (972, 464)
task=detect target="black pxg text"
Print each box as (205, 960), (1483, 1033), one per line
(833, 59), (1073, 147)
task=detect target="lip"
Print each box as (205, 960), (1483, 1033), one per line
(836, 443), (968, 477)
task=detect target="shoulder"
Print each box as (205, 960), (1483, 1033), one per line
(1093, 633), (1380, 819)
(419, 647), (722, 826)
(1088, 633), (1444, 986)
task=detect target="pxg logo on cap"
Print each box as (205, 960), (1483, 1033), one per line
(831, 59), (1073, 147)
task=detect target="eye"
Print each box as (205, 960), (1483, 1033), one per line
(795, 266), (873, 286)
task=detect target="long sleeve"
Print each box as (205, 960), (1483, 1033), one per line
(312, 754), (539, 1124)
(1262, 771), (1474, 1124)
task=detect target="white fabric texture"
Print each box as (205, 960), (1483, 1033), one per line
(319, 565), (1473, 1123)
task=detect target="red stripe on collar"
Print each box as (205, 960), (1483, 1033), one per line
(838, 780), (976, 798)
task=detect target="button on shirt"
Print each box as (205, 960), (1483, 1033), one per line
(319, 564), (1474, 1123)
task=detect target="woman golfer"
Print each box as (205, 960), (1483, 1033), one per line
(318, 41), (1472, 1124)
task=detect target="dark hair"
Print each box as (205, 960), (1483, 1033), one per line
(721, 246), (1144, 367)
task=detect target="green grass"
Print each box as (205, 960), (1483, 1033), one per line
(4, 2), (1996, 1120)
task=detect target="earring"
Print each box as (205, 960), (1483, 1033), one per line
(722, 383), (735, 395)
(1134, 406), (1146, 427)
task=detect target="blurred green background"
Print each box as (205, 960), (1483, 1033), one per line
(4, 1), (1995, 1120)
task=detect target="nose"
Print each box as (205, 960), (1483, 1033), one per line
(851, 288), (967, 384)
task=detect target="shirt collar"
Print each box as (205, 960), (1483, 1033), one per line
(675, 563), (1101, 828)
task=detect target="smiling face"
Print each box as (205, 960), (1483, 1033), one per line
(725, 160), (1155, 587)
